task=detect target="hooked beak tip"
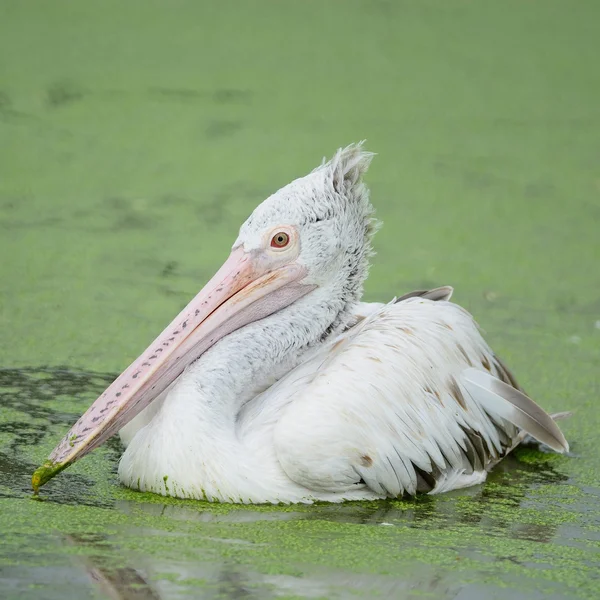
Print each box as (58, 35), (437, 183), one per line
(32, 461), (68, 494)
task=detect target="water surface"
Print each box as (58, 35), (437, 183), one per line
(1, 1), (599, 598)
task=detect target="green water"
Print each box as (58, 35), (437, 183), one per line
(1, 1), (599, 598)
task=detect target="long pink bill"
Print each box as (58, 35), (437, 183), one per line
(32, 247), (313, 492)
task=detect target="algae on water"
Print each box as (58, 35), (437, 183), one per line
(1, 0), (599, 598)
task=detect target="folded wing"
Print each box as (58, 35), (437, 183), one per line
(272, 291), (567, 498)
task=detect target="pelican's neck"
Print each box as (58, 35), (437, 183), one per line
(178, 283), (353, 416)
(118, 283), (358, 501)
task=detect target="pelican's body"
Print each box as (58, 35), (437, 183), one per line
(34, 144), (569, 503)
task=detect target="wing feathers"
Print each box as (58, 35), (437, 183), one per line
(461, 368), (569, 453)
(395, 286), (454, 303)
(271, 296), (569, 502)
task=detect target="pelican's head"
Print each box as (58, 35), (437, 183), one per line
(32, 143), (378, 491)
(235, 142), (376, 291)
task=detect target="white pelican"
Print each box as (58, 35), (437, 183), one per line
(33, 143), (569, 504)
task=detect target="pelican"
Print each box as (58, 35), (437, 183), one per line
(32, 143), (569, 504)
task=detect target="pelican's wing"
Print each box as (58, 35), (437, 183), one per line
(272, 296), (568, 497)
(394, 285), (454, 303)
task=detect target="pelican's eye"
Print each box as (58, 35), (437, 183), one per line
(270, 231), (290, 248)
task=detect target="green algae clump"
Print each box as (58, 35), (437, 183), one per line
(31, 461), (68, 494)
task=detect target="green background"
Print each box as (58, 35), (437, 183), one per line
(1, 1), (599, 598)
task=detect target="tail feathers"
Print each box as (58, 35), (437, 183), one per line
(461, 368), (569, 453)
(520, 411), (573, 451)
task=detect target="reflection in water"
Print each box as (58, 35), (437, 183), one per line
(218, 566), (260, 599)
(63, 533), (162, 600)
(445, 454), (569, 544)
(115, 457), (567, 543)
(139, 560), (463, 600)
(0, 367), (579, 599)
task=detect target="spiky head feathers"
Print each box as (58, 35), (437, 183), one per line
(235, 143), (378, 295)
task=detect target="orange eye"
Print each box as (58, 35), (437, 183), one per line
(270, 231), (290, 248)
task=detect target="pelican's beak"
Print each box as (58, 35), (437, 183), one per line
(32, 247), (313, 492)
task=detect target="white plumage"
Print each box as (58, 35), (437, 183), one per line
(35, 143), (569, 503)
